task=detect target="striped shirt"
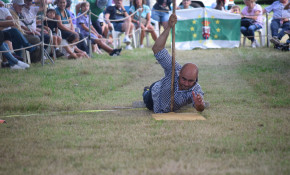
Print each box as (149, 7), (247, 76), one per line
(151, 49), (204, 113)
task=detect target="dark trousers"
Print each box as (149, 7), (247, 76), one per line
(271, 19), (290, 39)
(3, 28), (33, 56)
(60, 29), (89, 54)
(143, 82), (156, 111)
(92, 19), (102, 36)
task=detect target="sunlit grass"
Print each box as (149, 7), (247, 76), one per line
(0, 46), (289, 175)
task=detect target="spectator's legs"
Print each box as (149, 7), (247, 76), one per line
(94, 39), (113, 53)
(278, 21), (290, 40)
(92, 20), (103, 35)
(0, 43), (18, 66)
(122, 17), (132, 36)
(248, 24), (262, 42)
(77, 33), (89, 54)
(24, 34), (42, 63)
(240, 26), (249, 40)
(147, 25), (157, 41)
(160, 11), (169, 29)
(271, 19), (280, 38)
(4, 28), (35, 56)
(140, 24), (146, 45)
(39, 34), (50, 49)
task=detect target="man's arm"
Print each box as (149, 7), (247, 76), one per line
(0, 16), (14, 28)
(192, 91), (205, 112)
(152, 14), (177, 54)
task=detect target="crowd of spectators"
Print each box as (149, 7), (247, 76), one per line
(0, 0), (289, 70)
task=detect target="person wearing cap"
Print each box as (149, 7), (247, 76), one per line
(9, 0), (42, 63)
(105, 0), (134, 50)
(21, 0), (51, 48)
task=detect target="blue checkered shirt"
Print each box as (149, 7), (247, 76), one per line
(265, 1), (289, 19)
(151, 49), (204, 113)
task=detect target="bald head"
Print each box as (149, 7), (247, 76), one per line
(178, 63), (198, 90)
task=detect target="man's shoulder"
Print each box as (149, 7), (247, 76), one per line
(0, 7), (11, 16)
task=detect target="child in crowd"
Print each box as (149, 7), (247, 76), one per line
(230, 5), (241, 14)
(129, 0), (157, 48)
(77, 2), (122, 56)
(44, 8), (64, 58)
(61, 33), (89, 59)
(177, 0), (193, 10)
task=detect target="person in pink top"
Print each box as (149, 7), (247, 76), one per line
(240, 0), (263, 48)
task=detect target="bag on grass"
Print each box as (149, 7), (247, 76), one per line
(241, 17), (255, 27)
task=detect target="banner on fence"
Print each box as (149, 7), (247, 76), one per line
(171, 8), (241, 50)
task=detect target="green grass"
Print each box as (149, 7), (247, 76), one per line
(0, 45), (289, 174)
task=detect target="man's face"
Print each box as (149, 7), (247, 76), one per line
(280, 0), (288, 4)
(114, 0), (123, 7)
(24, 0), (32, 7)
(178, 68), (197, 90)
(13, 4), (24, 13)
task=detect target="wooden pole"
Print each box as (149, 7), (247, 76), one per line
(170, 0), (176, 112)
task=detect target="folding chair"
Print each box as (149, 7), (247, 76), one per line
(242, 17), (266, 47)
(110, 25), (137, 49)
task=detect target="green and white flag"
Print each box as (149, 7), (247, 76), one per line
(171, 8), (241, 50)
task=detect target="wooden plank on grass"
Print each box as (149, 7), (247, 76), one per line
(152, 112), (206, 121)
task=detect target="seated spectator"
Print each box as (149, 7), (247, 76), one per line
(263, 0), (290, 45)
(76, 0), (109, 39)
(129, 0), (157, 48)
(177, 0), (193, 10)
(76, 2), (122, 56)
(105, 0), (134, 50)
(21, 0), (51, 49)
(55, 0), (89, 53)
(61, 33), (89, 59)
(8, 0), (42, 63)
(44, 8), (64, 57)
(0, 31), (30, 69)
(230, 5), (241, 14)
(151, 0), (171, 29)
(65, 0), (76, 27)
(241, 0), (263, 48)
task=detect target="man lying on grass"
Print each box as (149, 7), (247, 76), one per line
(143, 14), (205, 113)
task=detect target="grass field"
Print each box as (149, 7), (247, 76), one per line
(0, 42), (289, 174)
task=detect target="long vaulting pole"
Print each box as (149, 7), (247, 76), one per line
(170, 0), (176, 112)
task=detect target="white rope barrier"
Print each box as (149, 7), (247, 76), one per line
(0, 42), (41, 53)
(90, 8), (142, 22)
(43, 36), (88, 47)
(45, 10), (89, 22)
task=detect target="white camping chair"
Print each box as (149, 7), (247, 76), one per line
(242, 16), (266, 47)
